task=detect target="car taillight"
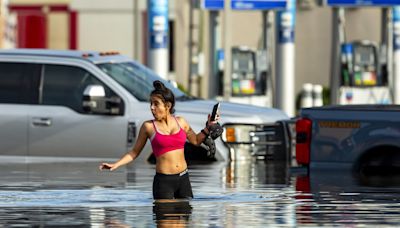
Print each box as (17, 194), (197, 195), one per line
(296, 118), (312, 165)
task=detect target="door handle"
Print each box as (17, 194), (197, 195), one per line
(32, 117), (52, 127)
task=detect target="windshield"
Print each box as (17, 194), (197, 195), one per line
(97, 61), (187, 101)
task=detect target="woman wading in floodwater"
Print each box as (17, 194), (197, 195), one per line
(100, 80), (221, 199)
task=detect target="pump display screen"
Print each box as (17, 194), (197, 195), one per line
(354, 46), (375, 67)
(232, 51), (254, 73)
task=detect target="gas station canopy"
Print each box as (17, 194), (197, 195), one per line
(202, 0), (287, 10)
(327, 0), (400, 7)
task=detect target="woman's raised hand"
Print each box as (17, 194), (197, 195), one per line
(207, 112), (220, 126)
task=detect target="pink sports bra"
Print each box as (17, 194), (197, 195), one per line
(150, 117), (187, 157)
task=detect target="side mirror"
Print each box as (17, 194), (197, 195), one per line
(82, 85), (122, 115)
(84, 84), (106, 97)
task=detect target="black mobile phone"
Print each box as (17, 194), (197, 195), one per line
(210, 103), (220, 121)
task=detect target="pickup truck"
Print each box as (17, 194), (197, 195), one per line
(0, 49), (289, 163)
(295, 105), (400, 174)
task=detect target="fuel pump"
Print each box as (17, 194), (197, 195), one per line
(338, 40), (391, 104)
(231, 47), (257, 96)
(341, 41), (381, 87)
(220, 46), (272, 107)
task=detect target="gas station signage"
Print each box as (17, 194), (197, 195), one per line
(202, 0), (224, 10)
(148, 0), (168, 49)
(231, 0), (286, 10)
(202, 0), (287, 10)
(327, 0), (400, 6)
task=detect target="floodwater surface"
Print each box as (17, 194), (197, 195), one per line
(0, 160), (399, 227)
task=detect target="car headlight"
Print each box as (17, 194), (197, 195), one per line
(222, 124), (256, 144)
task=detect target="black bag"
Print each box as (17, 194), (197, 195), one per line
(202, 136), (216, 158)
(207, 123), (224, 140)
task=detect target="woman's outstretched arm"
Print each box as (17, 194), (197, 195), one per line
(99, 122), (150, 171)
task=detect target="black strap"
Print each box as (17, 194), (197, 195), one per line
(201, 129), (209, 137)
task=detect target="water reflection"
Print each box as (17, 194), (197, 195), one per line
(224, 160), (290, 188)
(295, 169), (400, 226)
(0, 160), (399, 226)
(153, 200), (192, 227)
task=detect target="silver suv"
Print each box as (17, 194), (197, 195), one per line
(0, 49), (289, 163)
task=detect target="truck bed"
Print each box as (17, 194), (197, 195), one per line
(296, 104), (400, 173)
(304, 104), (400, 112)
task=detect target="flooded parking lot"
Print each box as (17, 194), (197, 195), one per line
(0, 160), (399, 227)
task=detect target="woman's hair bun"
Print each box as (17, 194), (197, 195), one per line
(153, 80), (166, 91)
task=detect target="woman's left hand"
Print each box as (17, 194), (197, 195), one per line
(207, 112), (220, 127)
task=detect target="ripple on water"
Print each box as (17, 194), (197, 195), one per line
(0, 161), (400, 227)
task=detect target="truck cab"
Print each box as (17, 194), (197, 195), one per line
(0, 49), (289, 163)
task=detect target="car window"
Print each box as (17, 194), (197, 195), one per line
(0, 62), (41, 104)
(97, 61), (187, 101)
(42, 64), (118, 113)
